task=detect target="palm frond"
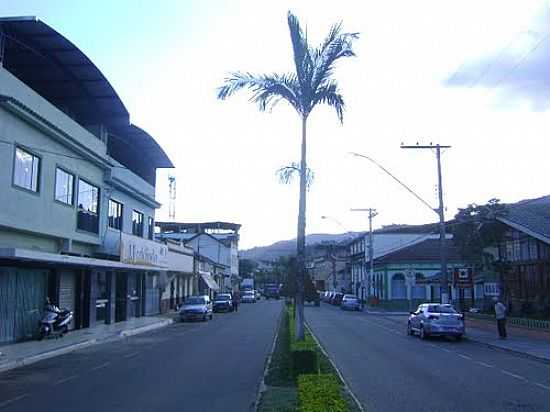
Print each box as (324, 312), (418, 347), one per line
(287, 12), (314, 103)
(217, 72), (301, 113)
(276, 162), (315, 189)
(312, 81), (345, 123)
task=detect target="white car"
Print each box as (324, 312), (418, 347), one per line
(408, 303), (465, 340)
(179, 296), (213, 321)
(241, 290), (256, 303)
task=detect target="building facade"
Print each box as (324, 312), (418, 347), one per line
(0, 17), (173, 343)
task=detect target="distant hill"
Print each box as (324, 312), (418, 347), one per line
(241, 232), (361, 262)
(241, 222), (443, 262)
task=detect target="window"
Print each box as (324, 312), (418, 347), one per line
(132, 210), (144, 237)
(13, 147), (40, 192)
(108, 199), (123, 230)
(147, 216), (154, 240)
(77, 179), (99, 233)
(55, 168), (74, 205)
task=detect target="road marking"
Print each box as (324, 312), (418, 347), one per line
(53, 375), (78, 386)
(0, 394), (28, 409)
(91, 362), (110, 371)
(123, 352), (139, 359)
(500, 370), (527, 381)
(476, 361), (494, 368)
(534, 382), (550, 391)
(440, 348), (452, 353)
(458, 354), (472, 360)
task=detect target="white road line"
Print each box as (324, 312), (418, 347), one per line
(91, 362), (110, 371)
(440, 348), (452, 353)
(458, 354), (472, 360)
(53, 375), (78, 386)
(501, 370), (527, 381)
(476, 361), (495, 368)
(0, 394), (28, 409)
(534, 382), (550, 391)
(123, 352), (139, 359)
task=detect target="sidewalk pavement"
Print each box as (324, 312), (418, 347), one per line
(0, 313), (177, 373)
(464, 317), (550, 363)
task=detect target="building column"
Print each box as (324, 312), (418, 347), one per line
(105, 271), (116, 324)
(88, 270), (98, 328)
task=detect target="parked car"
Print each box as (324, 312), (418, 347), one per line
(331, 292), (344, 306)
(179, 296), (213, 322)
(323, 291), (334, 303)
(241, 290), (257, 303)
(213, 293), (233, 313)
(340, 294), (362, 311)
(408, 303), (465, 340)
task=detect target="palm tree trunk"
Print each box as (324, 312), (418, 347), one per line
(295, 115), (307, 341)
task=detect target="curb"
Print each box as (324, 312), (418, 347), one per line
(464, 335), (550, 365)
(0, 339), (97, 374)
(253, 303), (284, 412)
(0, 318), (175, 374)
(305, 322), (365, 412)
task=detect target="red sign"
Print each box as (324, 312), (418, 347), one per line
(453, 268), (473, 288)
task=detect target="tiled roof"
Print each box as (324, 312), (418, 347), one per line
(375, 239), (462, 263)
(499, 196), (550, 244)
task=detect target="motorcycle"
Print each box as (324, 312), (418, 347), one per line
(38, 299), (74, 340)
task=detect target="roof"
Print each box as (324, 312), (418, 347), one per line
(156, 221), (241, 233)
(374, 239), (463, 264)
(498, 195), (550, 244)
(0, 17), (173, 171)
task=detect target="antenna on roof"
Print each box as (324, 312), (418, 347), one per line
(168, 175), (176, 221)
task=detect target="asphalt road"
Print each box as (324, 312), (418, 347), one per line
(306, 303), (550, 412)
(0, 299), (282, 412)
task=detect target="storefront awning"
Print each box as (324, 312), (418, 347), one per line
(199, 271), (220, 291)
(0, 248), (168, 272)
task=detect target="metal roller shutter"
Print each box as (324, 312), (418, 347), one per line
(58, 270), (76, 330)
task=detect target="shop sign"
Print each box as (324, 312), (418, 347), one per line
(120, 233), (168, 267)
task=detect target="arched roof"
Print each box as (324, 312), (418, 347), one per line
(0, 16), (173, 169)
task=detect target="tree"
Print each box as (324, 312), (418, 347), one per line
(217, 12), (358, 340)
(239, 258), (259, 278)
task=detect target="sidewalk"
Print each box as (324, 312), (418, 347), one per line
(0, 314), (176, 373)
(465, 317), (550, 363)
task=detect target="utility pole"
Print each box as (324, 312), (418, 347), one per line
(401, 143), (451, 304)
(351, 208), (377, 301)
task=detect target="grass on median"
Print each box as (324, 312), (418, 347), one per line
(259, 303), (362, 412)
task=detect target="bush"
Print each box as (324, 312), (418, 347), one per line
(297, 374), (348, 412)
(291, 348), (318, 376)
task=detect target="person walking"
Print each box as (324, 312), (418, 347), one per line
(232, 290), (240, 312)
(494, 298), (507, 339)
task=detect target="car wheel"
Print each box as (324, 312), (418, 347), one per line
(202, 314), (207, 322)
(419, 325), (428, 340)
(407, 322), (413, 336)
(209, 314), (213, 320)
(454, 335), (463, 342)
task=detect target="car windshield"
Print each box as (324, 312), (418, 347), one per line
(185, 297), (206, 305)
(345, 298), (358, 303)
(215, 295), (231, 301)
(427, 305), (457, 314)
(244, 291), (254, 295)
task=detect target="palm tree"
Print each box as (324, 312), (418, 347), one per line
(217, 12), (358, 340)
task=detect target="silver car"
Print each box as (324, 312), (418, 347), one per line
(179, 295), (213, 322)
(340, 294), (362, 311)
(241, 290), (256, 303)
(408, 303), (465, 340)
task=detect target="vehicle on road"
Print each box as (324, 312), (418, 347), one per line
(255, 290), (261, 300)
(408, 303), (465, 340)
(180, 296), (213, 321)
(213, 293), (233, 313)
(241, 290), (257, 303)
(264, 284), (280, 300)
(340, 294), (362, 311)
(38, 299), (74, 340)
(330, 292), (344, 306)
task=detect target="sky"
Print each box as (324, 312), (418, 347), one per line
(2, 0), (550, 249)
